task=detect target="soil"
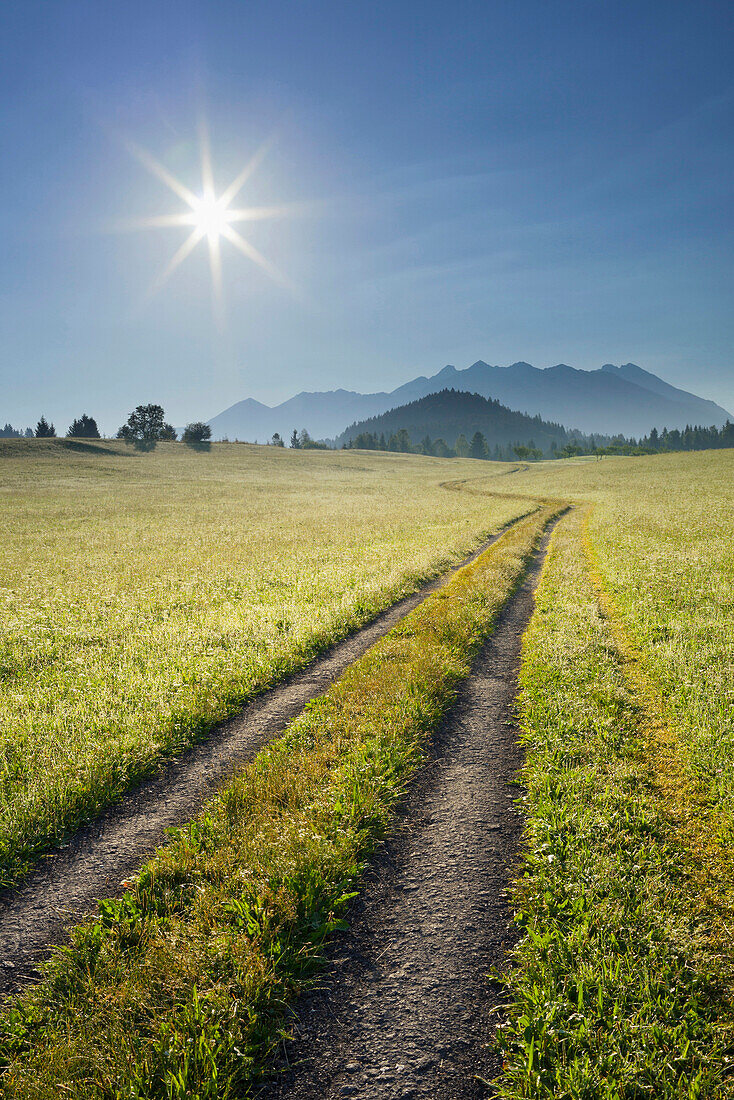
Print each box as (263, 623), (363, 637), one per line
(0, 521), (529, 995)
(256, 524), (556, 1100)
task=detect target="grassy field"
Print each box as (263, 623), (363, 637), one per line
(468, 452), (734, 1097)
(0, 505), (560, 1098)
(0, 439), (533, 884)
(486, 450), (734, 820)
(3, 440), (734, 1095)
(497, 509), (734, 1098)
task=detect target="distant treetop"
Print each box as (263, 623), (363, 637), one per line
(182, 422), (212, 449)
(35, 416), (56, 438)
(67, 414), (100, 439)
(117, 404), (166, 451)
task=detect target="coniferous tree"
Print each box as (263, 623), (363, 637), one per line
(35, 416), (56, 438)
(455, 433), (469, 458)
(67, 414), (100, 439)
(470, 431), (487, 460)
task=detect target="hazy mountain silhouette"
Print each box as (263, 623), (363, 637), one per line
(207, 361), (731, 441)
(335, 389), (577, 453)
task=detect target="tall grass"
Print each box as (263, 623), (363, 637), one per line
(0, 507), (558, 1099)
(497, 509), (734, 1098)
(480, 449), (734, 818)
(0, 440), (532, 883)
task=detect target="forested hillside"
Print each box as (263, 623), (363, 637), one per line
(335, 389), (583, 456)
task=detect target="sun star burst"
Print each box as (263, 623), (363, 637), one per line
(126, 123), (293, 319)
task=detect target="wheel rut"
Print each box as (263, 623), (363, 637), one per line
(257, 523), (556, 1100)
(0, 519), (532, 994)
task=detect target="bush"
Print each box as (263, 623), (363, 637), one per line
(182, 422), (212, 449)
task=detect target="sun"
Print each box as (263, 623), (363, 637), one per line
(124, 122), (294, 318)
(191, 191), (232, 240)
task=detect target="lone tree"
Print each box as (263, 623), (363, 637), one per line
(116, 404), (165, 451)
(182, 422), (212, 449)
(469, 431), (487, 460)
(271, 432), (284, 447)
(290, 429), (301, 448)
(35, 416), (56, 438)
(455, 433), (470, 458)
(67, 414), (100, 439)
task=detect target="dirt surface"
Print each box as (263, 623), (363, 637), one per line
(257, 525), (556, 1100)
(0, 521), (529, 995)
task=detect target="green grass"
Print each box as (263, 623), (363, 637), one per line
(6, 441), (734, 1095)
(0, 506), (559, 1099)
(0, 439), (533, 884)
(497, 508), (734, 1098)
(481, 449), (734, 817)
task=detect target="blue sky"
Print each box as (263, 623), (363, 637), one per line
(2, 0), (733, 433)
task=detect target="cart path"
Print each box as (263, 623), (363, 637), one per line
(257, 523), (557, 1100)
(0, 518), (533, 994)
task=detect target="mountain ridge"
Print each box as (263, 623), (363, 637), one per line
(206, 360), (732, 441)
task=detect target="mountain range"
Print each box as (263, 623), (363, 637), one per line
(207, 361), (732, 442)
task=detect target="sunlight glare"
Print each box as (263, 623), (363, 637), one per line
(126, 123), (295, 319)
(191, 191), (232, 240)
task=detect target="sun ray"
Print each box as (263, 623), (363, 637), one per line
(197, 115), (216, 198)
(219, 134), (277, 207)
(108, 212), (199, 233)
(225, 203), (304, 223)
(126, 123), (298, 311)
(125, 140), (199, 208)
(220, 223), (295, 291)
(207, 232), (225, 327)
(148, 226), (205, 298)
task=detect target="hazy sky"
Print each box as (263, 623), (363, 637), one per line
(2, 0), (733, 432)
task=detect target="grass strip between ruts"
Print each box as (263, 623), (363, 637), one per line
(0, 506), (560, 1099)
(497, 508), (734, 1099)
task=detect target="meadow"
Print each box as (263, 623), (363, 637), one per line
(2, 440), (734, 1096)
(0, 439), (532, 883)
(495, 449), (734, 821)
(0, 499), (560, 1098)
(476, 452), (734, 1097)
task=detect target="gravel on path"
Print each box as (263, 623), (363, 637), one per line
(257, 524), (556, 1100)
(0, 521), (530, 995)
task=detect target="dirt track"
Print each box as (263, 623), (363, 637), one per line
(0, 520), (531, 995)
(257, 525), (555, 1099)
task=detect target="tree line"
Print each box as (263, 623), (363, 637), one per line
(268, 429), (329, 449)
(341, 420), (734, 460)
(343, 429), (564, 460)
(1, 407), (213, 450)
(5, 408), (734, 459)
(0, 414), (102, 439)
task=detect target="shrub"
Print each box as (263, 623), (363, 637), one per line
(182, 422), (212, 449)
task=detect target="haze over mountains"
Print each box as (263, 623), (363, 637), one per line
(336, 390), (579, 455)
(207, 361), (732, 443)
